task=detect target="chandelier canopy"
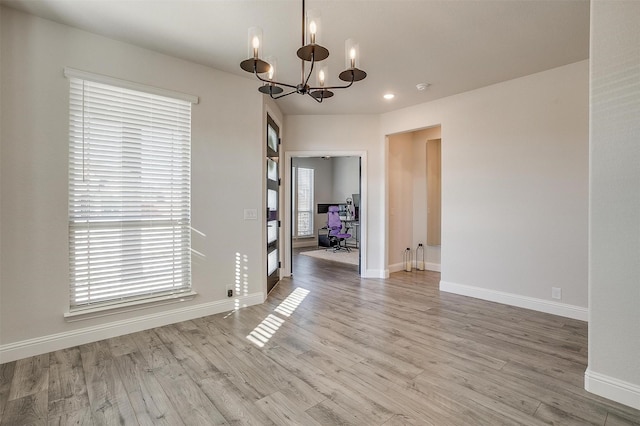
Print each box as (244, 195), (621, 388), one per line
(240, 0), (367, 102)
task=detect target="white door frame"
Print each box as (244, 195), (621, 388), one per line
(283, 150), (368, 277)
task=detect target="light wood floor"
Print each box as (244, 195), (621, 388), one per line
(1, 252), (639, 425)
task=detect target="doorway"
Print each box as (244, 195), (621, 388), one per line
(387, 126), (442, 273)
(283, 151), (367, 278)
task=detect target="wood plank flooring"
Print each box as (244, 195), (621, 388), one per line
(1, 250), (639, 425)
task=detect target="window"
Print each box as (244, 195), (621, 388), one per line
(66, 69), (197, 312)
(296, 167), (314, 237)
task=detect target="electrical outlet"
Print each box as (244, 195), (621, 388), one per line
(552, 287), (562, 300)
(226, 285), (234, 298)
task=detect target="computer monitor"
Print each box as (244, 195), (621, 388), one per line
(317, 203), (341, 214)
(317, 203), (349, 215)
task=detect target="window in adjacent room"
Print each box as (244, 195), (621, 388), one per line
(65, 69), (198, 313)
(295, 167), (314, 237)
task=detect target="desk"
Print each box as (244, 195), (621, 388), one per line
(343, 220), (359, 248)
(317, 227), (330, 248)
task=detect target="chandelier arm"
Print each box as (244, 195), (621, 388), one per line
(254, 71), (299, 90)
(303, 54), (316, 88)
(310, 79), (354, 91)
(309, 71), (356, 91)
(307, 92), (323, 103)
(270, 88), (298, 100)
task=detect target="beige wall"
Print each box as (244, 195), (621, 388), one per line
(283, 114), (382, 277)
(331, 157), (360, 203)
(388, 133), (414, 266)
(387, 127), (442, 271)
(286, 61), (588, 310)
(0, 6), (3, 304)
(0, 5), (597, 374)
(586, 0), (640, 410)
(0, 8), (275, 361)
(382, 60), (589, 319)
(411, 127), (442, 268)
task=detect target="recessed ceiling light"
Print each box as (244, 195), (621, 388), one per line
(383, 93), (395, 100)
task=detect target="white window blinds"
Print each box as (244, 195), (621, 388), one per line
(67, 70), (195, 311)
(296, 167), (314, 236)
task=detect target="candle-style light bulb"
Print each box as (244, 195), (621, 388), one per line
(309, 21), (317, 44)
(318, 69), (325, 86)
(247, 27), (263, 61)
(252, 36), (260, 58)
(268, 65), (274, 81)
(350, 48), (356, 68)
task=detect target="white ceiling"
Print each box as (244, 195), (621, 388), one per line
(1, 0), (590, 116)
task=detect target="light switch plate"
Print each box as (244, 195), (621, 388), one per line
(244, 208), (257, 220)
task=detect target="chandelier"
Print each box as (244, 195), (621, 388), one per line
(240, 0), (367, 102)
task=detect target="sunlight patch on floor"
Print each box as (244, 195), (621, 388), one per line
(275, 287), (310, 317)
(247, 287), (310, 347)
(246, 314), (284, 348)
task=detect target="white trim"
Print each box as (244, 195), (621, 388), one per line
(389, 262), (405, 273)
(425, 262), (441, 272)
(365, 269), (389, 279)
(585, 368), (640, 410)
(439, 281), (588, 321)
(63, 67), (199, 104)
(284, 150), (368, 278)
(0, 293), (264, 364)
(389, 262), (440, 273)
(293, 238), (317, 248)
(64, 291), (198, 321)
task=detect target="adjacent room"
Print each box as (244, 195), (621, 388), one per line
(1, 0), (639, 424)
(292, 156), (361, 272)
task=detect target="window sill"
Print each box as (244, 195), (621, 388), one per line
(64, 291), (198, 322)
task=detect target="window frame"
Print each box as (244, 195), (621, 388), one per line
(295, 167), (315, 237)
(65, 68), (198, 315)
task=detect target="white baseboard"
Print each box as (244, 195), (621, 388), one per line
(439, 281), (588, 321)
(425, 262), (441, 272)
(293, 239), (317, 248)
(585, 368), (640, 410)
(0, 292), (264, 364)
(365, 269), (389, 278)
(389, 262), (441, 273)
(389, 262), (404, 273)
